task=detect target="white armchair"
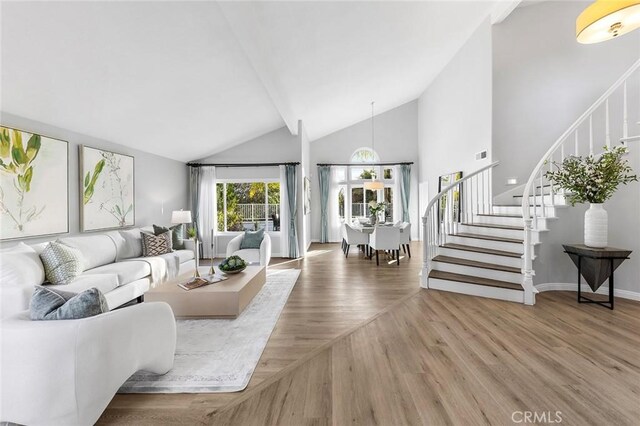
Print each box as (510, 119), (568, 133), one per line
(0, 302), (177, 426)
(369, 226), (401, 266)
(226, 233), (272, 266)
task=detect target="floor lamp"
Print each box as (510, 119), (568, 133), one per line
(172, 210), (198, 277)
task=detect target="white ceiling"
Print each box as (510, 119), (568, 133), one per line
(1, 1), (499, 162)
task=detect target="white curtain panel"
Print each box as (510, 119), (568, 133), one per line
(327, 167), (341, 242)
(197, 166), (216, 259)
(279, 165), (290, 258)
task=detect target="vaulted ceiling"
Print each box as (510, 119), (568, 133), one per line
(1, 1), (505, 162)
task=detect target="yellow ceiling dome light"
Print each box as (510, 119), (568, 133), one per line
(577, 0), (640, 43)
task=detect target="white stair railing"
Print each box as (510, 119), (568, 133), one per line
(521, 58), (640, 305)
(421, 161), (499, 288)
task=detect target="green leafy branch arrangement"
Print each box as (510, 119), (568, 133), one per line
(0, 128), (45, 231)
(83, 158), (105, 205)
(544, 145), (638, 206)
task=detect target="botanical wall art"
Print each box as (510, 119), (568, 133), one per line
(80, 145), (135, 231)
(304, 176), (311, 215)
(0, 126), (69, 241)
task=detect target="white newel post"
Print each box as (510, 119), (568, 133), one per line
(584, 203), (608, 248)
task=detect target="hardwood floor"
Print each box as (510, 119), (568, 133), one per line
(99, 242), (640, 425)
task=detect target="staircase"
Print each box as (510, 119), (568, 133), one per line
(421, 58), (640, 305)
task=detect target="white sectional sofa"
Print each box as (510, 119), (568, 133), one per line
(1, 226), (196, 318)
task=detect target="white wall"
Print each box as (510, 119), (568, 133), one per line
(417, 18), (493, 206)
(196, 126), (300, 257)
(300, 121), (312, 251)
(310, 100), (420, 240)
(0, 112), (189, 247)
(531, 141), (640, 295)
(492, 0), (640, 192)
(491, 1), (640, 294)
(196, 126), (300, 164)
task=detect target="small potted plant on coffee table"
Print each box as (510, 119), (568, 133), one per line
(219, 255), (247, 274)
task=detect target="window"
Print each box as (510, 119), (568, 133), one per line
(384, 187), (393, 220)
(351, 187), (376, 218)
(338, 187), (345, 220)
(331, 156), (398, 224)
(350, 148), (379, 163)
(216, 181), (280, 232)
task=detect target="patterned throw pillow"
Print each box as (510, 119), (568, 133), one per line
(141, 231), (173, 256)
(153, 224), (185, 250)
(39, 242), (84, 285)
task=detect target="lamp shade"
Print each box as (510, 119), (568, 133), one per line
(171, 210), (192, 224)
(364, 180), (384, 190)
(577, 0), (640, 44)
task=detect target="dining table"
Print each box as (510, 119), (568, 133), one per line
(350, 222), (405, 234)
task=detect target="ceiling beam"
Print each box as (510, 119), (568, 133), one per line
(217, 2), (298, 136)
(491, 0), (522, 24)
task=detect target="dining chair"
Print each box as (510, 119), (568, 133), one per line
(341, 223), (347, 254)
(399, 222), (411, 258)
(344, 223), (369, 258)
(369, 226), (401, 266)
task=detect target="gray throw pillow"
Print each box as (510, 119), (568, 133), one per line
(119, 228), (143, 258)
(153, 224), (185, 250)
(39, 242), (84, 285)
(240, 228), (265, 250)
(141, 231), (173, 256)
(30, 286), (108, 320)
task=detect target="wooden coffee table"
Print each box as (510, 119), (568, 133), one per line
(145, 265), (266, 318)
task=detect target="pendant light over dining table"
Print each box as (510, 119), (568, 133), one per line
(364, 101), (384, 191)
(577, 0), (640, 43)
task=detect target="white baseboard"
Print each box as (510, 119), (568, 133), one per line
(535, 282), (640, 301)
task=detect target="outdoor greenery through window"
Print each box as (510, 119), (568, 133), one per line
(216, 182), (280, 232)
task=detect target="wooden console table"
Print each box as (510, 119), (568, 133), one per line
(563, 244), (632, 310)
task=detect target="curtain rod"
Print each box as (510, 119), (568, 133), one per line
(316, 161), (414, 166)
(187, 162), (300, 168)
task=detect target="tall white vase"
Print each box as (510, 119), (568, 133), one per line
(584, 203), (608, 248)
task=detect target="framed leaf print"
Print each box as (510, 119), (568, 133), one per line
(80, 145), (135, 231)
(0, 126), (69, 241)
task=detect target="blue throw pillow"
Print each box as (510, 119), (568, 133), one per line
(30, 286), (109, 320)
(240, 229), (265, 250)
